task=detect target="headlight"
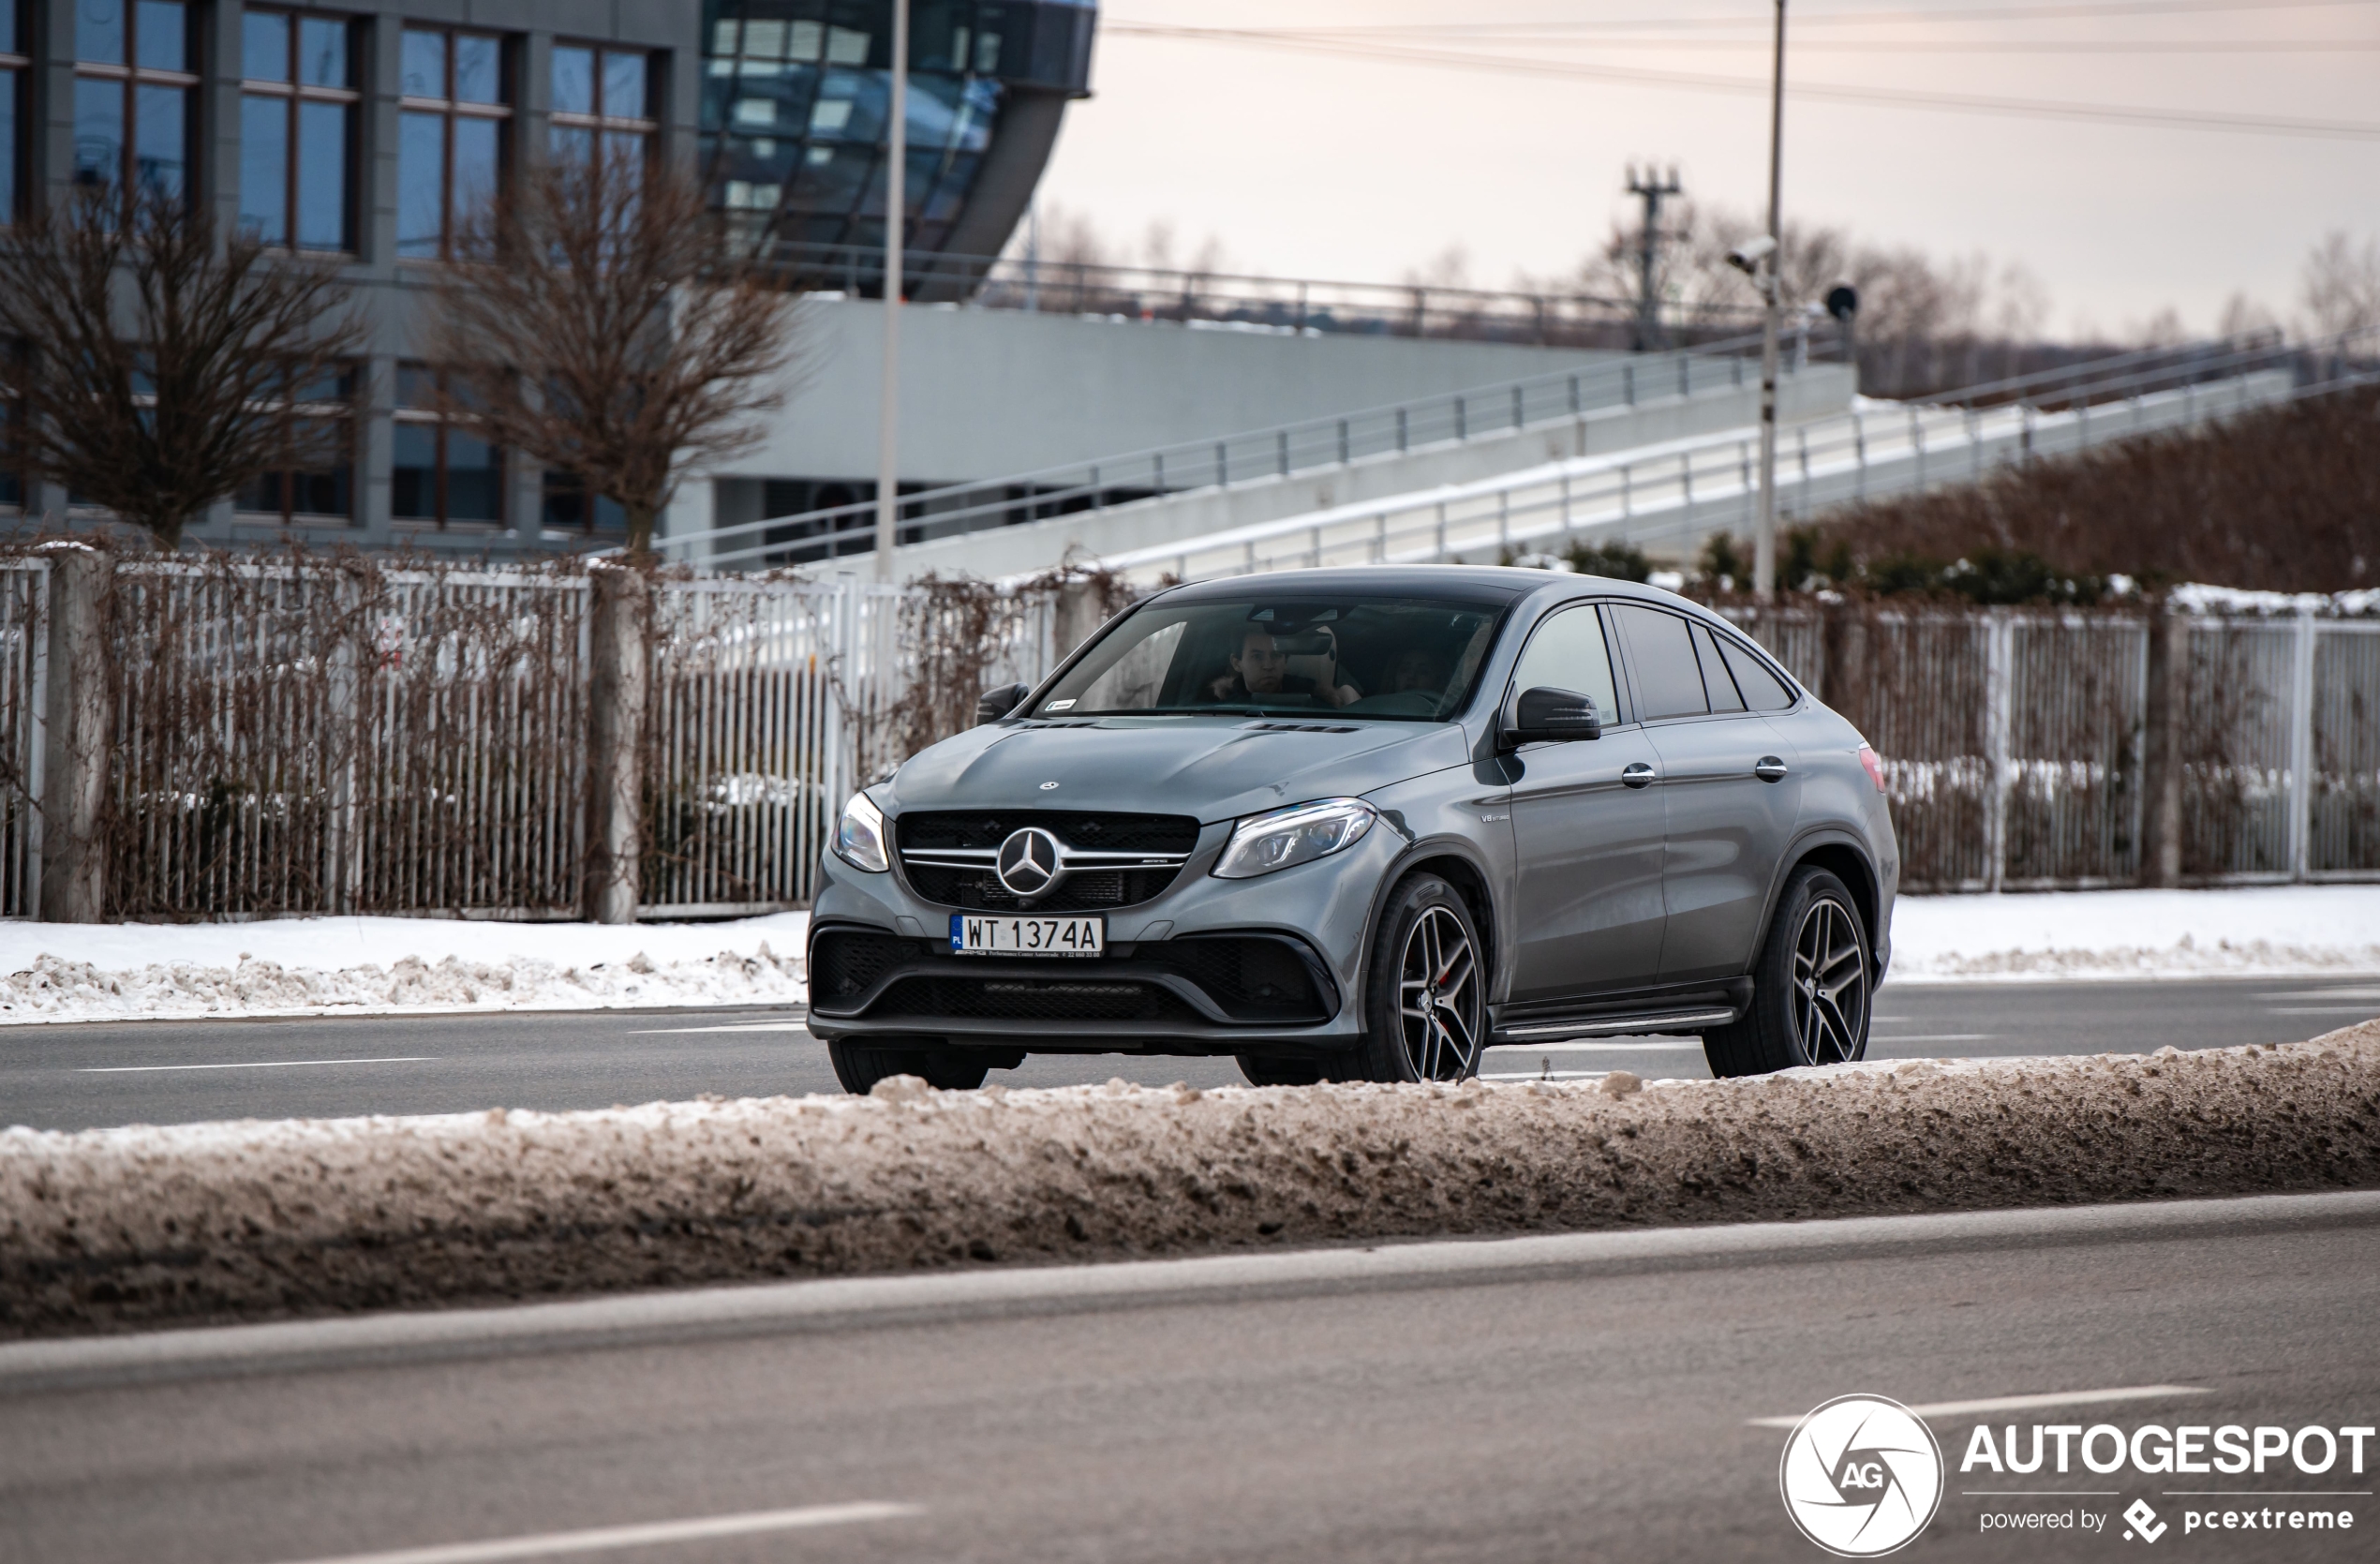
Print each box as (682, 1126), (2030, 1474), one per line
(834, 791), (891, 873)
(1212, 797), (1377, 880)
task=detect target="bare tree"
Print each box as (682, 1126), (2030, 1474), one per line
(2300, 230), (2380, 338)
(0, 184), (364, 547)
(429, 153), (797, 558)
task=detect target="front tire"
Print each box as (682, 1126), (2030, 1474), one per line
(1702, 866), (1872, 1078)
(1346, 873), (1486, 1082)
(826, 1037), (995, 1094)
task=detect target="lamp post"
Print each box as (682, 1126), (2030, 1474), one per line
(1752, 0), (1787, 603)
(872, 0), (910, 581)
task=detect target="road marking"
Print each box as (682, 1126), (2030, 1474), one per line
(2164, 1491), (2373, 1497)
(79, 1057), (436, 1074)
(1482, 1040), (1703, 1052)
(2267, 1005), (2380, 1015)
(1748, 1384), (2207, 1429)
(1964, 1491), (2120, 1497)
(265, 1501), (923, 1564)
(2259, 987), (2380, 1000)
(1867, 1034), (1993, 1044)
(627, 1022), (812, 1035)
(1475, 1066), (1609, 1080)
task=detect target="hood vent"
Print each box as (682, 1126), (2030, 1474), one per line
(1242, 721), (1361, 734)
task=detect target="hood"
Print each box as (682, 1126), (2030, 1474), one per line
(885, 717), (1473, 824)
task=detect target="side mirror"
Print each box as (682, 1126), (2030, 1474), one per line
(975, 681), (1031, 725)
(1510, 686), (1602, 745)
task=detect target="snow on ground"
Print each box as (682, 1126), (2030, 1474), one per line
(7, 1024), (2375, 1336)
(0, 913), (811, 1024)
(1889, 886), (2380, 981)
(0, 884), (2373, 1025)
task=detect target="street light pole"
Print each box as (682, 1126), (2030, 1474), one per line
(1753, 0), (1787, 603)
(872, 0), (910, 581)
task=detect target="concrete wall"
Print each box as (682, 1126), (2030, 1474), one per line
(704, 298), (1633, 488)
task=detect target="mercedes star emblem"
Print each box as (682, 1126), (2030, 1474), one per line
(995, 827), (1064, 898)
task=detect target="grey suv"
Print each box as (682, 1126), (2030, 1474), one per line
(808, 567), (1897, 1092)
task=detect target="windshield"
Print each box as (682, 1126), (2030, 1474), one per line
(1034, 596), (1505, 722)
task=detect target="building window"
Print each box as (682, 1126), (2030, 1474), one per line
(700, 7), (1001, 266)
(74, 0), (197, 201)
(541, 471), (624, 534)
(234, 367), (356, 523)
(397, 28), (509, 259)
(551, 43), (655, 171)
(240, 9), (359, 251)
(2, 0), (25, 222)
(392, 366), (504, 528)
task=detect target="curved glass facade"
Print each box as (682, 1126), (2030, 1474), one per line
(702, 0), (1093, 275)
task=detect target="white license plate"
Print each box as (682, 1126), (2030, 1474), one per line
(950, 914), (1107, 957)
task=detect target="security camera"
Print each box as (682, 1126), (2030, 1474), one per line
(1726, 235), (1777, 275)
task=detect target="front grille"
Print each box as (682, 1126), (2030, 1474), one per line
(810, 929), (915, 1007)
(897, 810), (1200, 911)
(873, 976), (1204, 1024)
(898, 811), (1200, 856)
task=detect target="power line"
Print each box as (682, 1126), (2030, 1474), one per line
(1162, 0), (2380, 37)
(1104, 26), (2380, 142)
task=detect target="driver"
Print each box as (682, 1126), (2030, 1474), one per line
(1207, 625), (1361, 708)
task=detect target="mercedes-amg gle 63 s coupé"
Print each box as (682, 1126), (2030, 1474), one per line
(808, 567), (1898, 1093)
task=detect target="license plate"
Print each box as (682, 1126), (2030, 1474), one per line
(950, 914), (1107, 957)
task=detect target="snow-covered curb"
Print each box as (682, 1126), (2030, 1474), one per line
(0, 913), (811, 1023)
(6, 1022), (2374, 1337)
(1887, 886), (2380, 981)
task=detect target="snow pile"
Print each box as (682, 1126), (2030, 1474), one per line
(2168, 583), (2380, 618)
(6, 1022), (2374, 1338)
(1889, 886), (2380, 981)
(0, 914), (811, 1022)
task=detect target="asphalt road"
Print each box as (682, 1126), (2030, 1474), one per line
(4, 1196), (2373, 1563)
(2, 975), (2374, 1132)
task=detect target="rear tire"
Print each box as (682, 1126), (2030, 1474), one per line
(1702, 866), (1872, 1079)
(1345, 873), (1487, 1083)
(826, 1037), (996, 1094)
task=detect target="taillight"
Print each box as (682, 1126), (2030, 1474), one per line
(1857, 744), (1888, 794)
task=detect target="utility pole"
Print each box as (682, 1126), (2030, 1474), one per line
(1627, 164), (1683, 353)
(872, 0), (910, 581)
(1752, 0), (1787, 603)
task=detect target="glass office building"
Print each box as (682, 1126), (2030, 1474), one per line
(0, 0), (1093, 550)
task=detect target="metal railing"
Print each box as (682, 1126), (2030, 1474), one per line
(1075, 330), (2377, 587)
(667, 326), (1839, 571)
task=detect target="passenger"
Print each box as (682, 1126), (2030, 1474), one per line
(1207, 625), (1361, 708)
(1389, 648), (1449, 695)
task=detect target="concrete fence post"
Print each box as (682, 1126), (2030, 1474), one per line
(2137, 605), (2185, 887)
(37, 544), (110, 923)
(1983, 608), (2015, 893)
(585, 564), (652, 925)
(1052, 577), (1103, 663)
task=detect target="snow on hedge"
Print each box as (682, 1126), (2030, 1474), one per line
(1889, 886), (2380, 980)
(5, 1022), (2374, 1338)
(0, 913), (811, 1023)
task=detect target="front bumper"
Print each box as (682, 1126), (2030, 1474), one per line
(806, 818), (1398, 1055)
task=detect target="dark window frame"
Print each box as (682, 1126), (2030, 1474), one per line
(550, 38), (657, 174)
(392, 365), (505, 529)
(1, 0), (25, 224)
(239, 7), (362, 253)
(73, 0), (199, 204)
(396, 25), (512, 261)
(233, 365), (359, 525)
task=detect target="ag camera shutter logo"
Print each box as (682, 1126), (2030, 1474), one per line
(1779, 1394), (1945, 1557)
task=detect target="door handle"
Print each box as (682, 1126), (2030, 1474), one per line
(1754, 755), (1789, 782)
(1621, 762), (1657, 789)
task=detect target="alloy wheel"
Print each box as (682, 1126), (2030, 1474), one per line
(1397, 905), (1482, 1080)
(1789, 897), (1868, 1065)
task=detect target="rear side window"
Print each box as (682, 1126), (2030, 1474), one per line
(1611, 604), (1707, 720)
(1510, 604), (1621, 725)
(1692, 624), (1748, 712)
(1715, 633), (1798, 711)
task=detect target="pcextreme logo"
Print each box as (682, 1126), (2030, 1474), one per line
(1780, 1394), (1947, 1557)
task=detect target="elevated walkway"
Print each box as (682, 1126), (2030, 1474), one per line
(666, 332), (1855, 578)
(1060, 332), (2373, 587)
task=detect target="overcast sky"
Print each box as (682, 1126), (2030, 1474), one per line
(1030, 1), (2380, 339)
